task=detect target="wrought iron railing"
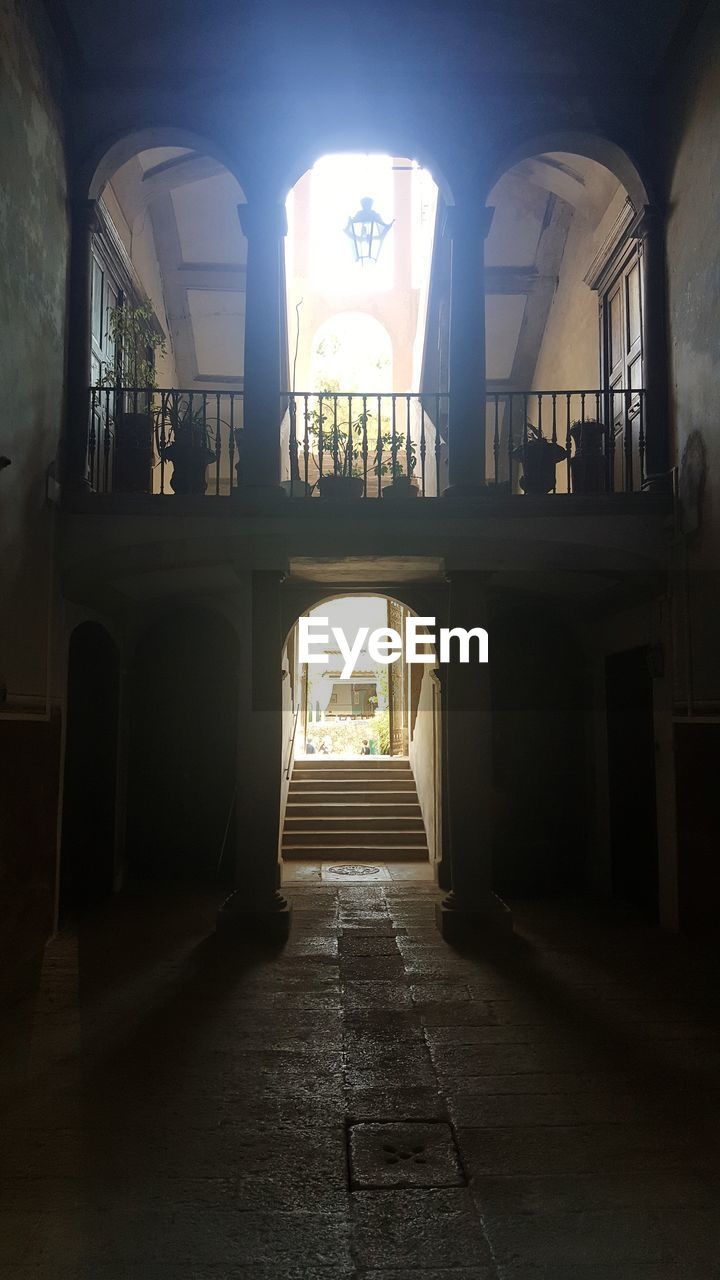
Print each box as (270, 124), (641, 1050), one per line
(485, 389), (647, 494)
(86, 385), (647, 497)
(87, 387), (244, 494)
(283, 391), (448, 497)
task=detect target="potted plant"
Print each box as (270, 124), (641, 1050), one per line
(512, 423), (567, 495)
(155, 395), (217, 495)
(569, 419), (607, 494)
(380, 432), (420, 499)
(101, 301), (167, 493)
(308, 406), (365, 498)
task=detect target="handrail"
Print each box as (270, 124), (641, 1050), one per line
(285, 700), (302, 780)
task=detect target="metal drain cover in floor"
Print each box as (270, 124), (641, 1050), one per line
(327, 865), (382, 876)
(349, 1122), (465, 1189)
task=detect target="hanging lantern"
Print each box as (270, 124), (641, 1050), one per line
(344, 197), (394, 264)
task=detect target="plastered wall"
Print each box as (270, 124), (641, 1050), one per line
(665, 0), (720, 706)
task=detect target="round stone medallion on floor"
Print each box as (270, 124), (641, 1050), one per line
(327, 864), (382, 876)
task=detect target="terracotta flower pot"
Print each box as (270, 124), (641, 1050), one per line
(513, 438), (567, 495)
(318, 474), (364, 498)
(162, 441), (216, 495)
(382, 476), (420, 499)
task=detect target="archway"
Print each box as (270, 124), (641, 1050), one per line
(483, 143), (649, 493)
(126, 609), (239, 883)
(309, 313), (394, 395)
(85, 135), (248, 495)
(59, 623), (120, 922)
(279, 593), (442, 882)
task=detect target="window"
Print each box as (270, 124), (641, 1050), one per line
(602, 243), (644, 490)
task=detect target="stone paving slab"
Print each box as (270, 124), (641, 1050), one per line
(351, 1188), (495, 1269)
(3, 883), (720, 1276)
(349, 1121), (465, 1189)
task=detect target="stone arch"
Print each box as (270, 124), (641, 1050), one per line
(84, 127), (246, 202)
(279, 140), (455, 208)
(482, 131), (650, 211)
(308, 312), (394, 392)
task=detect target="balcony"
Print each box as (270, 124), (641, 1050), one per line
(85, 385), (652, 499)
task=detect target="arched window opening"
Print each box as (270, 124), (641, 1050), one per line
(87, 140), (247, 496)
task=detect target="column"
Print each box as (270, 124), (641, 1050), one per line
(634, 206), (671, 490)
(237, 202), (287, 492)
(443, 205), (494, 495)
(436, 571), (512, 941)
(217, 570), (291, 940)
(62, 200), (99, 490)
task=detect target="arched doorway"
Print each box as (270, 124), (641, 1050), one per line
(280, 593), (442, 879)
(126, 609), (239, 883)
(59, 623), (120, 921)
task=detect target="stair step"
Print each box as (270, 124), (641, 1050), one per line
(285, 813), (425, 828)
(282, 829), (427, 847)
(290, 780), (417, 793)
(284, 755), (429, 862)
(286, 768), (407, 778)
(282, 845), (429, 862)
(293, 760), (411, 771)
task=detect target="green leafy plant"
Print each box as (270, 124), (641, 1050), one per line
(157, 394), (214, 451)
(306, 404), (369, 479)
(100, 301), (167, 390)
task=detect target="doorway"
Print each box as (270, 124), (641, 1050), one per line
(605, 646), (659, 917)
(281, 592), (442, 875)
(126, 609), (239, 883)
(59, 623), (120, 921)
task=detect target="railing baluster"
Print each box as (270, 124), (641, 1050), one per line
(493, 394), (499, 486)
(288, 393), (297, 497)
(376, 395), (383, 498)
(215, 392), (221, 495)
(88, 389), (97, 490)
(622, 384), (627, 488)
(639, 390), (646, 489)
(551, 393), (558, 493)
(361, 394), (368, 497)
(522, 393), (529, 489)
(391, 395), (397, 491)
(435, 393), (442, 495)
(229, 393), (236, 491)
(405, 394), (411, 486)
(303, 395), (310, 491)
(565, 393), (572, 491)
(420, 396), (427, 496)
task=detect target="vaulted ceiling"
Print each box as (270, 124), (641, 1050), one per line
(107, 148), (247, 387)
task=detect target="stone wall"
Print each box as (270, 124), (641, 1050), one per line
(0, 0), (68, 988)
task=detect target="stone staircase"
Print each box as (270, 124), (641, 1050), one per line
(282, 757), (429, 861)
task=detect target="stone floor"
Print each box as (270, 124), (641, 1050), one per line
(1, 875), (720, 1279)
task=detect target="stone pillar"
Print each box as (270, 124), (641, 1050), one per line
(634, 206), (671, 490)
(435, 571), (512, 941)
(217, 570), (291, 940)
(237, 202), (287, 493)
(62, 200), (99, 490)
(443, 205), (494, 496)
